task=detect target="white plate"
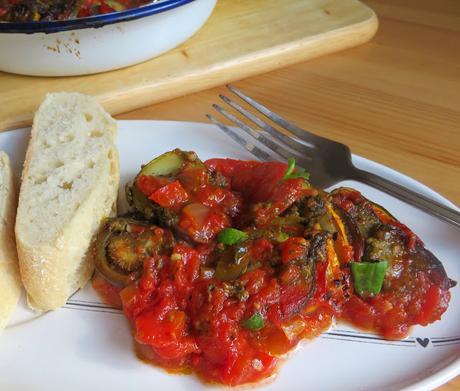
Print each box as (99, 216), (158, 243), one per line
(0, 120), (459, 391)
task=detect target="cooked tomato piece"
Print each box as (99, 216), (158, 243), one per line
(177, 167), (209, 192)
(137, 174), (170, 197)
(179, 203), (230, 243)
(205, 159), (288, 203)
(195, 186), (242, 218)
(135, 308), (199, 361)
(279, 237), (308, 264)
(92, 152), (454, 387)
(149, 180), (189, 209)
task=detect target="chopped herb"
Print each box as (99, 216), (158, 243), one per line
(351, 261), (388, 298)
(283, 157), (310, 180)
(217, 228), (248, 245)
(243, 312), (264, 330)
(283, 157), (296, 179)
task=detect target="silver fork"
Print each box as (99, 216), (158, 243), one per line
(206, 85), (460, 229)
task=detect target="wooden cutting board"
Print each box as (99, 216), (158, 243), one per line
(0, 0), (377, 132)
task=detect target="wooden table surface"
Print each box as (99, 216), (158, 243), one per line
(118, 1), (460, 389)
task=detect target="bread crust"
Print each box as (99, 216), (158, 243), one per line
(15, 93), (119, 311)
(0, 151), (21, 330)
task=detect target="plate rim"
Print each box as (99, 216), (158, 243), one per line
(2, 119), (459, 390)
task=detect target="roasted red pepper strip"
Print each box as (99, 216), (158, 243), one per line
(90, 154), (455, 387)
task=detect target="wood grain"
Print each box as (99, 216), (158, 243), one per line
(2, 0), (458, 388)
(118, 0), (460, 207)
(0, 0), (377, 131)
(117, 2), (460, 387)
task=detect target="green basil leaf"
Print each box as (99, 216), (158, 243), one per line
(217, 228), (248, 245)
(283, 157), (296, 179)
(283, 157), (310, 180)
(243, 312), (264, 330)
(286, 169), (310, 180)
(351, 261), (388, 298)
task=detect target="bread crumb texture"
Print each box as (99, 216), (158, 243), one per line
(16, 93), (119, 310)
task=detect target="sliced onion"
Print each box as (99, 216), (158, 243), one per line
(182, 203), (211, 226)
(281, 317), (306, 341)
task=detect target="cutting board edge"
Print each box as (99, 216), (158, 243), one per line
(104, 8), (379, 123)
(0, 4), (379, 132)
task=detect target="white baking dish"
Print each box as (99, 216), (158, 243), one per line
(0, 0), (217, 76)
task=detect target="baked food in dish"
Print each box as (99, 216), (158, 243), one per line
(0, 0), (154, 22)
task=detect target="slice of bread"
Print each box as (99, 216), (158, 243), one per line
(0, 151), (21, 329)
(15, 93), (119, 311)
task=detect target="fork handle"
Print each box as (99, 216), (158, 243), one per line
(353, 168), (460, 229)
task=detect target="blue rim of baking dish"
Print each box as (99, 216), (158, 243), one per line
(0, 0), (195, 34)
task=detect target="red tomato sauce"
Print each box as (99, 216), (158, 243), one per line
(117, 240), (333, 385)
(93, 155), (454, 386)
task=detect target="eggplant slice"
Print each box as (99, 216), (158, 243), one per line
(330, 187), (456, 293)
(94, 217), (174, 286)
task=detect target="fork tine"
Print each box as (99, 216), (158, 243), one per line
(212, 103), (310, 164)
(219, 93), (316, 156)
(209, 110), (321, 183)
(206, 114), (277, 162)
(227, 84), (327, 144)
